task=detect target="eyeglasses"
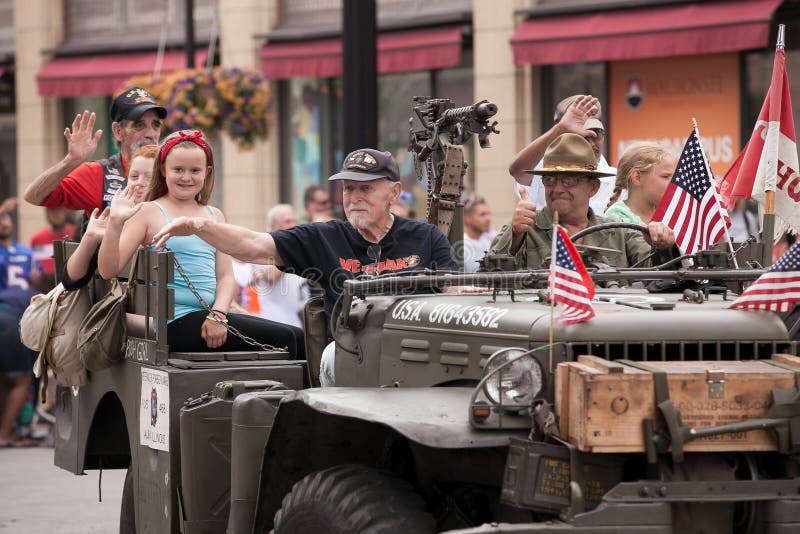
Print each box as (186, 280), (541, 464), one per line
(541, 175), (589, 188)
(312, 198), (331, 206)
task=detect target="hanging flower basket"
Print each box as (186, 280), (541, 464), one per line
(124, 67), (272, 149)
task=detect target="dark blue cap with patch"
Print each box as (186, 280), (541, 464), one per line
(110, 86), (167, 122)
(329, 148), (400, 182)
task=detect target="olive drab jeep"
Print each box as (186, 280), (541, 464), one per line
(55, 237), (800, 534)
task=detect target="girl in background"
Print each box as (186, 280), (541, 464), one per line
(604, 143), (676, 225)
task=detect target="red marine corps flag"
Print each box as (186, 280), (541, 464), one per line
(548, 225), (595, 325)
(719, 38), (800, 234)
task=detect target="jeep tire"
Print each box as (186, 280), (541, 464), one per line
(272, 464), (436, 534)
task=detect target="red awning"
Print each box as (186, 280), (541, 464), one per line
(37, 50), (208, 97)
(511, 0), (781, 65)
(260, 26), (463, 79)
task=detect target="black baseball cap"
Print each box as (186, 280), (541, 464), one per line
(328, 149), (400, 182)
(110, 86), (167, 123)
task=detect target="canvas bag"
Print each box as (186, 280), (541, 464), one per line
(77, 252), (139, 371)
(21, 283), (90, 390)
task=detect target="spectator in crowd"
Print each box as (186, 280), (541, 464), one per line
(29, 208), (75, 276)
(0, 198), (35, 291)
(23, 87), (165, 218)
(303, 185), (333, 222)
(0, 286), (40, 447)
(463, 196), (493, 273)
(604, 143), (677, 225)
(728, 198), (760, 243)
(152, 148), (459, 385)
(390, 190), (413, 218)
(98, 130), (304, 358)
(509, 95), (617, 215)
(491, 134), (675, 269)
(232, 204), (310, 329)
(267, 203), (299, 231)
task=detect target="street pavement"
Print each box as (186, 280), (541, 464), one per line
(0, 447), (124, 533)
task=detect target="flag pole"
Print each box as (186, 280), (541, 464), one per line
(762, 24), (785, 268)
(548, 211), (559, 373)
(694, 117), (740, 268)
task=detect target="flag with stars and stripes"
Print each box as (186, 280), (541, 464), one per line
(548, 225), (595, 324)
(729, 241), (800, 312)
(652, 128), (731, 255)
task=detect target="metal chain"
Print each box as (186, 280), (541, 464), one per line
(168, 249), (286, 352)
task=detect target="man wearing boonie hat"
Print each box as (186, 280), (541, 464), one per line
(151, 148), (459, 386)
(509, 94), (617, 215)
(24, 86), (166, 217)
(491, 133), (675, 270)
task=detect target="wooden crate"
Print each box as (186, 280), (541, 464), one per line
(555, 354), (800, 453)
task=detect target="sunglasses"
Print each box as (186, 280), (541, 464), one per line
(541, 175), (591, 188)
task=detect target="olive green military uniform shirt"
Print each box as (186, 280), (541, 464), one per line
(489, 208), (672, 269)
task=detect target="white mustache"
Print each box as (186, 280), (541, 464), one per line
(347, 203), (369, 211)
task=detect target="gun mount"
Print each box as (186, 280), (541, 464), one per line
(408, 97), (500, 256)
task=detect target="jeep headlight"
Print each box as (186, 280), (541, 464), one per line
(483, 348), (543, 407)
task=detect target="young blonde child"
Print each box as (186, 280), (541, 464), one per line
(604, 143), (676, 225)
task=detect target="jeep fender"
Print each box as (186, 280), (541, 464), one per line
(252, 387), (526, 532)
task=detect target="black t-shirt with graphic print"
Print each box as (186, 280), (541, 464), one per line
(271, 217), (458, 319)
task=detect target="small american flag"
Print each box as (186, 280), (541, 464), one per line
(548, 225), (595, 324)
(652, 128), (731, 255)
(729, 242), (800, 312)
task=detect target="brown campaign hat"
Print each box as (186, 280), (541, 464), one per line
(554, 95), (604, 131)
(527, 133), (615, 177)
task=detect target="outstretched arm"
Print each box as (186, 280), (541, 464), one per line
(23, 111), (103, 205)
(152, 218), (284, 266)
(508, 95), (599, 186)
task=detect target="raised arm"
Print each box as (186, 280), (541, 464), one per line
(65, 207), (106, 283)
(23, 111), (103, 205)
(97, 187), (147, 279)
(152, 218), (283, 266)
(508, 95), (599, 186)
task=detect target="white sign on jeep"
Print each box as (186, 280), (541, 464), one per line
(140, 368), (170, 451)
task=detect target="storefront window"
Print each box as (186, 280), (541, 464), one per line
(286, 78), (325, 214)
(545, 62), (607, 155)
(63, 96), (111, 159)
(378, 70), (429, 183)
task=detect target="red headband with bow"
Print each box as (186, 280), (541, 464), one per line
(159, 130), (212, 166)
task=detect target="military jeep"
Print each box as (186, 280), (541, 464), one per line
(252, 246), (800, 534)
(54, 236), (800, 533)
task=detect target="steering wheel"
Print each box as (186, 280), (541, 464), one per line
(569, 222), (648, 243)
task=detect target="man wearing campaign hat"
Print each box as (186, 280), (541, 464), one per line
(491, 133), (675, 269)
(24, 86), (166, 216)
(509, 94), (617, 215)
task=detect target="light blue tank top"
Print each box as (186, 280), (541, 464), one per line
(152, 201), (218, 322)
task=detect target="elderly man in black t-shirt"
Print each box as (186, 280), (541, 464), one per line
(153, 148), (458, 384)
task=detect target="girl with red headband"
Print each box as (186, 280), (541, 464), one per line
(97, 130), (304, 357)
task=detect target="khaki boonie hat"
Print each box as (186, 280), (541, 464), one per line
(527, 133), (615, 178)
